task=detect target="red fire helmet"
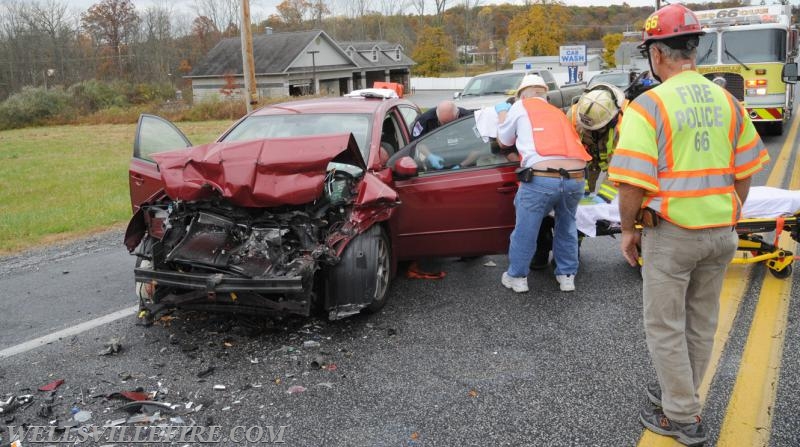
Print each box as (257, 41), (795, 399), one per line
(639, 4), (705, 49)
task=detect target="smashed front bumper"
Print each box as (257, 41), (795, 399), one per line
(134, 265), (315, 319)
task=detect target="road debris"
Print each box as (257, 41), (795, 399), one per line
(73, 410), (92, 423)
(286, 386), (306, 394)
(213, 384), (226, 391)
(197, 366), (215, 378)
(107, 391), (151, 402)
(117, 400), (176, 415)
(97, 337), (123, 356)
(483, 260), (497, 267)
(37, 379), (64, 392)
(0, 395), (33, 414)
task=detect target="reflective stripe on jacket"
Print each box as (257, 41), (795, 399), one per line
(522, 99), (591, 162)
(608, 70), (768, 228)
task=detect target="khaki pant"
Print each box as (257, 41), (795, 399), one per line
(641, 220), (738, 422)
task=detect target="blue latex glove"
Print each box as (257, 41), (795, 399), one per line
(428, 153), (444, 169)
(451, 164), (461, 170)
(494, 102), (511, 113)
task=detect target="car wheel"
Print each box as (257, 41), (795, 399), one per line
(364, 226), (391, 313)
(134, 238), (156, 311)
(325, 225), (392, 316)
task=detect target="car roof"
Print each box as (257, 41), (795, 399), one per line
(472, 69), (528, 78)
(250, 96), (415, 116)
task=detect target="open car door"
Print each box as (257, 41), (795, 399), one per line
(129, 114), (192, 212)
(389, 116), (518, 260)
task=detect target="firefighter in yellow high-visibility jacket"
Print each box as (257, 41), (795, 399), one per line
(566, 83), (625, 202)
(608, 4), (769, 446)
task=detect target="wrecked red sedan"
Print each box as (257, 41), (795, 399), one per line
(125, 92), (520, 320)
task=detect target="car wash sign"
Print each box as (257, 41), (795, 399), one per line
(560, 45), (586, 84)
(559, 45), (587, 66)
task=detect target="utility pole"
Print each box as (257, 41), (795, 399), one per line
(655, 0), (660, 10)
(240, 0), (258, 113)
(307, 50), (319, 95)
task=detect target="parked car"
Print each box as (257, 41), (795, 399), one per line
(453, 69), (586, 111)
(125, 92), (520, 322)
(587, 69), (639, 91)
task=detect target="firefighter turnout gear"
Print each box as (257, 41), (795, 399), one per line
(568, 83), (625, 196)
(575, 83), (625, 131)
(609, 70), (769, 229)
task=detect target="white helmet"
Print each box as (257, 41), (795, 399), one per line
(516, 74), (548, 98)
(575, 83), (625, 131)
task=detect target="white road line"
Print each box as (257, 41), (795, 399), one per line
(0, 305), (139, 360)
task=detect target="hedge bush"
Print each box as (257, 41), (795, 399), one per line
(0, 87), (73, 130)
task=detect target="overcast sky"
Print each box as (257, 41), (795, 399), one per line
(62, 0), (778, 22)
(65, 0), (667, 19)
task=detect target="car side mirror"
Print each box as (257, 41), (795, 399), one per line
(782, 62), (798, 84)
(392, 156), (419, 178)
(453, 91), (461, 99)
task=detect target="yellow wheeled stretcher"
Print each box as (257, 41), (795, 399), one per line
(578, 186), (800, 279)
(731, 214), (800, 278)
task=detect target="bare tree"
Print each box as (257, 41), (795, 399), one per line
(407, 0), (425, 16)
(433, 0), (448, 18)
(137, 2), (174, 82)
(191, 0), (240, 36)
(27, 0), (76, 86)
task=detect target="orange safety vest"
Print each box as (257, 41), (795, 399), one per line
(522, 98), (592, 162)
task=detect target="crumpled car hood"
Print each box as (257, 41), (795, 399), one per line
(152, 133), (366, 208)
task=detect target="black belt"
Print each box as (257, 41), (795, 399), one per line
(516, 167), (584, 182)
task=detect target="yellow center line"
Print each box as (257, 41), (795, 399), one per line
(637, 115), (800, 447)
(716, 121), (800, 446)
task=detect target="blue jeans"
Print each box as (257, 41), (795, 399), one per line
(507, 176), (584, 278)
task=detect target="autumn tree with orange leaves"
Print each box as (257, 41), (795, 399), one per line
(80, 0), (139, 78)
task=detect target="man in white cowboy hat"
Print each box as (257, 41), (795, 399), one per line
(495, 74), (592, 293)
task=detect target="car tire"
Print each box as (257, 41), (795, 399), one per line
(134, 238), (156, 310)
(326, 225), (392, 315)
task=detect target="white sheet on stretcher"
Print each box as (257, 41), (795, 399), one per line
(577, 186), (800, 237)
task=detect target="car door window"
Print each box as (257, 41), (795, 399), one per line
(380, 112), (404, 157)
(397, 106), (419, 139)
(413, 116), (515, 172)
(135, 114), (191, 162)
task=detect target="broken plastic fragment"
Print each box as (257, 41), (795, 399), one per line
(74, 410), (92, 423)
(108, 391), (150, 402)
(38, 379), (65, 392)
(117, 400), (175, 415)
(197, 366), (215, 378)
(286, 386), (306, 394)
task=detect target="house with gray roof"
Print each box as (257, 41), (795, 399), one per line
(186, 30), (414, 103)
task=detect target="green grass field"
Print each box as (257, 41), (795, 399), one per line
(0, 120), (234, 254)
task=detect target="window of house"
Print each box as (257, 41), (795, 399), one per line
(372, 50), (378, 61)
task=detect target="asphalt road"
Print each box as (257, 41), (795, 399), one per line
(0, 101), (799, 446)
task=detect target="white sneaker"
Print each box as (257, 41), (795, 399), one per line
(556, 274), (575, 292)
(502, 272), (529, 293)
